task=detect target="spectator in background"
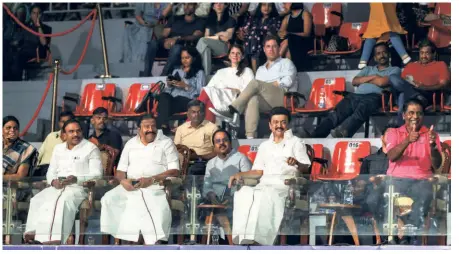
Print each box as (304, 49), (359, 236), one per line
(307, 43), (401, 138)
(385, 98), (442, 245)
(248, 3), (289, 17)
(359, 3), (411, 69)
(120, 3), (171, 63)
(4, 4), (51, 81)
(228, 3), (249, 28)
(211, 35), (298, 139)
(143, 3), (205, 77)
(156, 47), (205, 134)
(242, 3), (281, 72)
(174, 2), (211, 18)
(390, 39), (450, 125)
(278, 3), (314, 71)
(196, 3), (236, 76)
(198, 44), (254, 123)
(175, 100), (218, 175)
(36, 111), (75, 177)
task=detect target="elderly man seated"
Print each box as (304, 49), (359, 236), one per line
(24, 119), (103, 244)
(100, 114), (180, 245)
(175, 100), (218, 175)
(229, 107), (310, 245)
(203, 129), (252, 244)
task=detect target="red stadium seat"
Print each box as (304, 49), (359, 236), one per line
(309, 144), (325, 181)
(111, 83), (160, 118)
(427, 3), (451, 48)
(311, 3), (342, 54)
(64, 83), (116, 117)
(323, 22), (368, 55)
(290, 77), (346, 114)
(237, 145), (258, 164)
(315, 141), (371, 181)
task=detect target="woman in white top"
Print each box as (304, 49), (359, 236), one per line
(198, 44), (254, 122)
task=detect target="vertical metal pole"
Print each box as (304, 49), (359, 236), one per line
(51, 60), (60, 132)
(96, 3), (111, 78)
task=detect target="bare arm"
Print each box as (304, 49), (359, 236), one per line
(3, 164), (29, 181)
(216, 28), (235, 42)
(162, 27), (171, 38)
(291, 11), (312, 37)
(180, 30), (204, 42)
(387, 138), (410, 162)
(162, 4), (172, 18)
(135, 14), (146, 26)
(352, 75), (377, 86)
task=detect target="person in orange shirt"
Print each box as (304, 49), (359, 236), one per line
(385, 98), (442, 244)
(389, 39), (450, 124)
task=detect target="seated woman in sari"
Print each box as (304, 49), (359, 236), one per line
(198, 44), (254, 122)
(3, 115), (38, 202)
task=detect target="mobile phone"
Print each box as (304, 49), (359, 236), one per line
(132, 180), (140, 186)
(58, 177), (66, 182)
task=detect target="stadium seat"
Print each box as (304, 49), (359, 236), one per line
(309, 144), (325, 181)
(110, 82), (163, 119)
(323, 22), (368, 55)
(63, 83), (117, 117)
(427, 3), (451, 49)
(311, 3), (342, 54)
(287, 77), (346, 114)
(315, 141), (370, 181)
(237, 145), (258, 164)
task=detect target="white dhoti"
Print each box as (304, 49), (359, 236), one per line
(100, 185), (171, 244)
(232, 184), (288, 245)
(24, 185), (87, 243)
(203, 86), (238, 111)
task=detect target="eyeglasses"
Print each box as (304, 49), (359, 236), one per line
(214, 138), (230, 144)
(406, 111), (424, 117)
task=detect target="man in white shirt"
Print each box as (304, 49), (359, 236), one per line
(35, 111), (74, 176)
(229, 107), (310, 245)
(24, 119), (103, 244)
(100, 114), (180, 245)
(210, 35), (298, 139)
(203, 130), (252, 244)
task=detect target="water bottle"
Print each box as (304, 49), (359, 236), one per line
(211, 226), (220, 245)
(343, 180), (354, 205)
(318, 87), (326, 109)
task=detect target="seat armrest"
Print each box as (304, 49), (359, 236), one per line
(63, 96), (79, 104)
(333, 90), (349, 96)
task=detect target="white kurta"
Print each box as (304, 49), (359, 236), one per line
(100, 130), (180, 244)
(232, 130), (310, 245)
(25, 139), (103, 243)
(203, 67), (254, 110)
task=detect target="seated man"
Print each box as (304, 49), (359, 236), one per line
(100, 114), (180, 245)
(143, 3), (205, 77)
(203, 129), (252, 244)
(36, 111), (74, 176)
(211, 35), (298, 139)
(88, 107), (123, 163)
(385, 98), (442, 244)
(175, 100), (218, 175)
(308, 42), (401, 138)
(229, 107), (310, 245)
(390, 39), (450, 124)
(24, 119), (103, 244)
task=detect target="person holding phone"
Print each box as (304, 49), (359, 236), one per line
(24, 119), (103, 244)
(229, 107), (310, 245)
(155, 47), (206, 134)
(100, 114), (180, 245)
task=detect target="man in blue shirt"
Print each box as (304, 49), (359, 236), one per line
(308, 42), (401, 138)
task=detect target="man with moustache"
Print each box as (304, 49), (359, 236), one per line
(385, 98), (442, 245)
(210, 34), (298, 139)
(202, 129), (252, 244)
(100, 114), (180, 245)
(230, 107), (310, 245)
(389, 39), (450, 125)
(175, 100), (218, 175)
(307, 42), (402, 138)
(24, 119), (103, 244)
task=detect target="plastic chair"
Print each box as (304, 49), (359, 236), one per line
(110, 83), (162, 119)
(427, 3), (451, 49)
(63, 83), (117, 117)
(237, 145), (258, 164)
(323, 22), (368, 55)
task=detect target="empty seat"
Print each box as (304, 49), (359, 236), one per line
(111, 83), (157, 118)
(323, 22), (368, 55)
(64, 83), (116, 117)
(315, 141), (371, 181)
(237, 145), (258, 164)
(427, 3), (451, 49)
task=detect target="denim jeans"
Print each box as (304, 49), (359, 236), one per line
(360, 32), (408, 63)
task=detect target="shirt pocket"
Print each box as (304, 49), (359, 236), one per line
(72, 155), (89, 175)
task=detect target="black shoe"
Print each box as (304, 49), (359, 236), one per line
(330, 128), (348, 138)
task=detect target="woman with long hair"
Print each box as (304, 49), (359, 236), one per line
(278, 3), (314, 71)
(198, 44), (254, 122)
(242, 3), (282, 72)
(156, 47), (206, 133)
(196, 3), (236, 76)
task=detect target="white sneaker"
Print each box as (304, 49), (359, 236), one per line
(403, 56), (412, 65)
(358, 62), (367, 69)
(209, 107), (239, 127)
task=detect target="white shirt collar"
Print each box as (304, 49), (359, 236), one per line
(65, 139), (87, 151)
(135, 129), (165, 145)
(268, 129), (294, 144)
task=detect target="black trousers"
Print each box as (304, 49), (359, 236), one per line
(386, 178), (433, 229)
(312, 93), (382, 138)
(156, 93), (191, 128)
